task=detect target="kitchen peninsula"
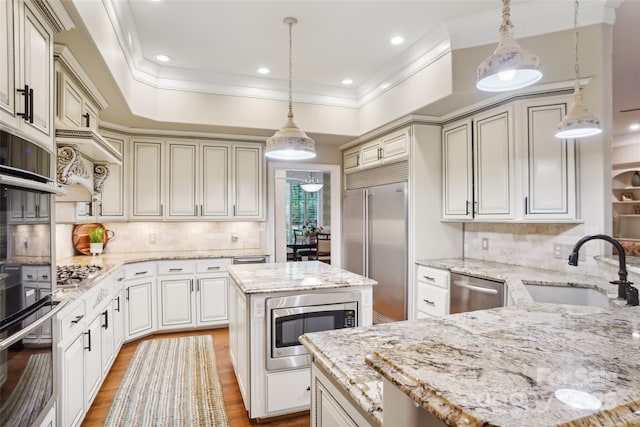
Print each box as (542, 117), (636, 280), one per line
(300, 259), (640, 427)
(227, 261), (376, 420)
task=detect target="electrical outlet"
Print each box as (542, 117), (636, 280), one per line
(553, 243), (563, 259)
(481, 238), (489, 250)
(148, 233), (156, 244)
(231, 234), (239, 242)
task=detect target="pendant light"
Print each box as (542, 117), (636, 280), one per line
(476, 0), (542, 92)
(555, 0), (602, 139)
(300, 173), (323, 192)
(265, 17), (316, 160)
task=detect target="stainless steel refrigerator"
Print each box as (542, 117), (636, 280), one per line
(343, 182), (407, 322)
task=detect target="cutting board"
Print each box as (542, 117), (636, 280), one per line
(72, 223), (114, 255)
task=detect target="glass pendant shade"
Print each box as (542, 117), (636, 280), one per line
(265, 17), (316, 161)
(476, 0), (542, 92)
(555, 0), (601, 139)
(300, 173), (323, 192)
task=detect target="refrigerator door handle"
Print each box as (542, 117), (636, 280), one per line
(364, 188), (369, 277)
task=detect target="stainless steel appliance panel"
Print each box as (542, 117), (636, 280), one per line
(367, 183), (407, 322)
(449, 273), (505, 314)
(342, 189), (365, 276)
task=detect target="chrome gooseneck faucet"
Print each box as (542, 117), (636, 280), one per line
(568, 234), (639, 306)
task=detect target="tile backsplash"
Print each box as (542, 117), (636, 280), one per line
(464, 223), (604, 276)
(56, 221), (264, 261)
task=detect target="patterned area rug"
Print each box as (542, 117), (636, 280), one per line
(0, 353), (52, 427)
(105, 336), (228, 427)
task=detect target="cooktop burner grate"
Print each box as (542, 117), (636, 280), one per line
(56, 265), (103, 287)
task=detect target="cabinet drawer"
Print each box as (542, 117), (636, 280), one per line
(195, 258), (231, 274)
(266, 368), (310, 413)
(123, 263), (155, 280)
(416, 266), (449, 289)
(417, 282), (448, 317)
(157, 261), (195, 276)
(59, 300), (86, 342)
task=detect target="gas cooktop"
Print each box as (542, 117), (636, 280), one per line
(56, 265), (103, 287)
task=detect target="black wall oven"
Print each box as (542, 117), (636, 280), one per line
(0, 131), (66, 427)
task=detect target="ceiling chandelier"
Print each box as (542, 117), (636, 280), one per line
(265, 17), (316, 161)
(555, 0), (602, 139)
(476, 0), (542, 92)
(300, 173), (323, 192)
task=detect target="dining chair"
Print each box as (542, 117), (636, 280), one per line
(316, 238), (331, 264)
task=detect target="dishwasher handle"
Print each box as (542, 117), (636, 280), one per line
(453, 280), (499, 295)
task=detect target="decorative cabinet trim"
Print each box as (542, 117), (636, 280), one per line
(93, 163), (110, 194)
(57, 145), (93, 194)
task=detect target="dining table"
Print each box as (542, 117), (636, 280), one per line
(286, 241), (317, 261)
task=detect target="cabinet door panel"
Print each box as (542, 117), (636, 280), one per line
(84, 316), (103, 407)
(474, 110), (513, 218)
(360, 142), (381, 167)
(159, 278), (193, 327)
(0, 0), (15, 120)
(62, 334), (85, 427)
(132, 141), (163, 217)
(62, 77), (83, 127)
(100, 305), (115, 374)
(22, 3), (52, 137)
(197, 276), (227, 324)
(100, 137), (125, 218)
(113, 292), (124, 350)
(442, 120), (472, 218)
(525, 103), (576, 218)
(202, 144), (229, 217)
(126, 280), (154, 338)
(167, 143), (197, 217)
(234, 146), (262, 217)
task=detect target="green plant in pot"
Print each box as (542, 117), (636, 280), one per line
(88, 226), (104, 256)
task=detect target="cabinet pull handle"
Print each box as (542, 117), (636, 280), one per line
(71, 315), (84, 324)
(190, 279), (194, 292)
(233, 205), (236, 216)
(200, 204), (203, 216)
(83, 112), (90, 127)
(160, 204), (164, 216)
(84, 330), (92, 351)
(378, 147), (383, 160)
(116, 296), (121, 312)
(306, 386), (311, 391)
(135, 271), (148, 276)
(126, 288), (130, 300)
(423, 275), (435, 282)
(473, 201), (478, 215)
(102, 310), (109, 329)
(99, 202), (103, 216)
(356, 154), (360, 166)
(195, 204), (198, 216)
(207, 266), (220, 271)
(423, 299), (435, 306)
(196, 278), (200, 292)
(17, 85), (30, 121)
(28, 88), (34, 123)
(465, 200), (470, 216)
(524, 196), (528, 215)
(168, 268), (183, 272)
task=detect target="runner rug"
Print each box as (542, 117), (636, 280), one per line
(105, 335), (228, 427)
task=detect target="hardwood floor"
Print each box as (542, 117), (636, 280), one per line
(81, 328), (310, 427)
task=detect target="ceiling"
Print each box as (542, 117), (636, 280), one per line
(60, 0), (637, 138)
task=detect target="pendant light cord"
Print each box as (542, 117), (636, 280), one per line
(573, 0), (581, 93)
(288, 20), (294, 119)
(499, 0), (513, 35)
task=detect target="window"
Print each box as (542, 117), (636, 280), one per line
(286, 182), (319, 242)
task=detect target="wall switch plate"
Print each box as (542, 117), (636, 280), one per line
(553, 243), (563, 259)
(481, 238), (489, 250)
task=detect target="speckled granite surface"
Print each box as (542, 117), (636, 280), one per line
(228, 261), (377, 294)
(366, 306), (640, 426)
(301, 257), (639, 427)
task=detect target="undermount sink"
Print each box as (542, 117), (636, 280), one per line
(524, 283), (611, 308)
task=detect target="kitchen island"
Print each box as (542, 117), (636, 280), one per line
(300, 258), (640, 427)
(226, 261), (376, 420)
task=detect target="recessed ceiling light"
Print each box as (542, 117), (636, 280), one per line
(390, 36), (404, 45)
(342, 78), (353, 85)
(630, 123), (640, 131)
(155, 54), (171, 63)
(257, 67), (270, 75)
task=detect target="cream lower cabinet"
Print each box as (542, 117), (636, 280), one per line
(83, 314), (103, 408)
(310, 360), (376, 427)
(123, 264), (156, 340)
(61, 332), (84, 427)
(228, 280), (249, 407)
(415, 265), (450, 319)
(37, 404), (56, 427)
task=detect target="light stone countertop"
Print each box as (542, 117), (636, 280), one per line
(227, 261), (377, 294)
(300, 257), (640, 427)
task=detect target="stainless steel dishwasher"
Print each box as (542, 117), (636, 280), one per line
(449, 273), (506, 314)
(232, 256), (268, 264)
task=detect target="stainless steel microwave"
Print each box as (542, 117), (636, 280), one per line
(266, 291), (360, 371)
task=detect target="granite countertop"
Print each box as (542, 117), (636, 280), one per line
(300, 257), (639, 427)
(366, 306), (640, 426)
(227, 261), (377, 294)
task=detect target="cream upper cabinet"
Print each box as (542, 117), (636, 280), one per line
(131, 139), (164, 218)
(443, 97), (577, 223)
(233, 144), (263, 218)
(163, 141), (263, 220)
(442, 119), (473, 219)
(56, 70), (99, 130)
(342, 129), (409, 174)
(98, 134), (126, 219)
(0, 0), (16, 127)
(520, 99), (577, 220)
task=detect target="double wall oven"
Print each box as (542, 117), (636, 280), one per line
(0, 131), (65, 427)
